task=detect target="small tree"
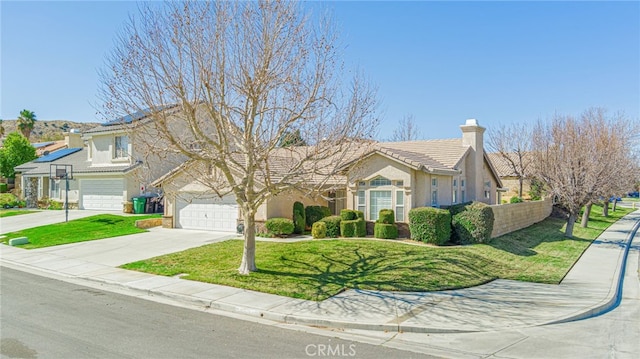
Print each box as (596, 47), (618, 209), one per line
(17, 110), (37, 140)
(387, 114), (423, 142)
(0, 132), (37, 179)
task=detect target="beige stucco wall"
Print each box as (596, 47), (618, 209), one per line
(490, 198), (552, 238)
(261, 189), (328, 221)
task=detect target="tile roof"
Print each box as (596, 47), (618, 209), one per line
(487, 152), (531, 178)
(376, 139), (469, 172)
(15, 148), (139, 177)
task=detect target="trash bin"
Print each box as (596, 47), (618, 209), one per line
(132, 197), (146, 214)
(0, 183), (7, 193)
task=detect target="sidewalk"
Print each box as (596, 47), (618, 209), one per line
(1, 210), (639, 333)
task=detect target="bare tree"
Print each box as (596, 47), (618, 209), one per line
(387, 114), (423, 141)
(100, 1), (378, 274)
(486, 123), (532, 198)
(532, 108), (638, 236)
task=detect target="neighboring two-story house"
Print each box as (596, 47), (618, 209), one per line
(14, 111), (180, 210)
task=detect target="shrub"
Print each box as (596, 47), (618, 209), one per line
(447, 201), (473, 216)
(0, 193), (18, 208)
(510, 197), (523, 204)
(320, 215), (342, 238)
(265, 217), (295, 236)
(408, 207), (452, 245)
(311, 221), (327, 239)
(377, 209), (395, 224)
(354, 210), (364, 220)
(292, 201), (305, 234)
(340, 209), (357, 221)
(374, 223), (398, 239)
(451, 202), (495, 244)
(340, 218), (366, 238)
(48, 201), (64, 210)
(305, 206), (331, 227)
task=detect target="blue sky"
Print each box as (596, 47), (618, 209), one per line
(1, 1), (638, 139)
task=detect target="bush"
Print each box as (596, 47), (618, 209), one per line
(48, 201), (63, 210)
(305, 206), (331, 227)
(354, 210), (364, 220)
(377, 209), (395, 224)
(340, 209), (357, 221)
(408, 207), (452, 245)
(510, 197), (523, 204)
(265, 217), (295, 236)
(447, 201), (473, 216)
(312, 221), (327, 239)
(292, 201), (305, 234)
(451, 202), (495, 244)
(340, 218), (366, 238)
(374, 223), (398, 239)
(320, 215), (342, 238)
(0, 193), (18, 208)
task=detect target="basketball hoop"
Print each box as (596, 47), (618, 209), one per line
(49, 164), (73, 222)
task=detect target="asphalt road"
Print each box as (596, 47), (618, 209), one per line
(0, 267), (436, 359)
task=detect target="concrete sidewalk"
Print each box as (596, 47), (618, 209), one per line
(1, 210), (639, 333)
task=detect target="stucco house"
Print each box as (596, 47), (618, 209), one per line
(155, 119), (502, 232)
(486, 152), (532, 202)
(14, 110), (181, 210)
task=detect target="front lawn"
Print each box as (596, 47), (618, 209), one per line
(1, 214), (161, 249)
(122, 205), (633, 301)
(0, 210), (38, 218)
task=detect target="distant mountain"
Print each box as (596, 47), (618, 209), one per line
(0, 120), (100, 143)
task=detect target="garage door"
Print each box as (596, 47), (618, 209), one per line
(176, 196), (238, 232)
(81, 179), (124, 211)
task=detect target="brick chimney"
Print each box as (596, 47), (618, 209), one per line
(65, 129), (83, 149)
(460, 119), (485, 202)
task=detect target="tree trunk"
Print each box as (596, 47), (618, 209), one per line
(602, 200), (610, 217)
(581, 202), (592, 228)
(565, 212), (576, 238)
(518, 177), (524, 199)
(612, 199), (617, 212)
(238, 208), (257, 275)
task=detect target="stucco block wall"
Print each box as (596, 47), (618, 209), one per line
(490, 198), (552, 238)
(262, 190), (327, 220)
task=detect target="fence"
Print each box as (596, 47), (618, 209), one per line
(490, 198), (553, 238)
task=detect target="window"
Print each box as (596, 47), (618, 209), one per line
(115, 135), (129, 159)
(485, 181), (491, 188)
(357, 190), (366, 214)
(452, 189), (458, 204)
(453, 179), (457, 187)
(432, 178), (438, 187)
(370, 191), (392, 221)
(461, 190), (466, 202)
(395, 190), (404, 222)
(431, 190), (438, 206)
(461, 179), (466, 187)
(395, 180), (404, 187)
(370, 177), (391, 187)
(50, 180), (60, 199)
(358, 181), (366, 187)
(485, 190), (491, 199)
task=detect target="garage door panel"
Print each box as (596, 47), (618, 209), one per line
(176, 196), (238, 232)
(81, 179), (124, 211)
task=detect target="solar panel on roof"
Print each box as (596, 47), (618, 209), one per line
(32, 142), (55, 149)
(34, 148), (82, 163)
(102, 105), (173, 126)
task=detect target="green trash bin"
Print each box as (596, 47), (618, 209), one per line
(0, 183), (7, 193)
(132, 197), (147, 214)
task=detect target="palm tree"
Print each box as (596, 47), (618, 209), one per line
(17, 109), (37, 140)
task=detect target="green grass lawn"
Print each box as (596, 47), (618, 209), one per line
(121, 205), (633, 301)
(1, 214), (160, 249)
(0, 210), (38, 218)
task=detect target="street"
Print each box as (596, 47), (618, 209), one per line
(0, 267), (435, 359)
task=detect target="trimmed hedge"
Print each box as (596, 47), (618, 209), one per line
(378, 209), (395, 224)
(305, 206), (331, 227)
(340, 218), (366, 238)
(451, 202), (495, 244)
(340, 209), (357, 221)
(354, 210), (364, 220)
(447, 201), (473, 216)
(293, 201), (305, 234)
(374, 223), (398, 239)
(408, 207), (452, 245)
(320, 215), (342, 238)
(265, 217), (294, 236)
(311, 221), (327, 239)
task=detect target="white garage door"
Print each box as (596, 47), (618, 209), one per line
(81, 179), (124, 211)
(176, 196), (238, 232)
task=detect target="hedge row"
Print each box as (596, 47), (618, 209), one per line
(409, 201), (494, 245)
